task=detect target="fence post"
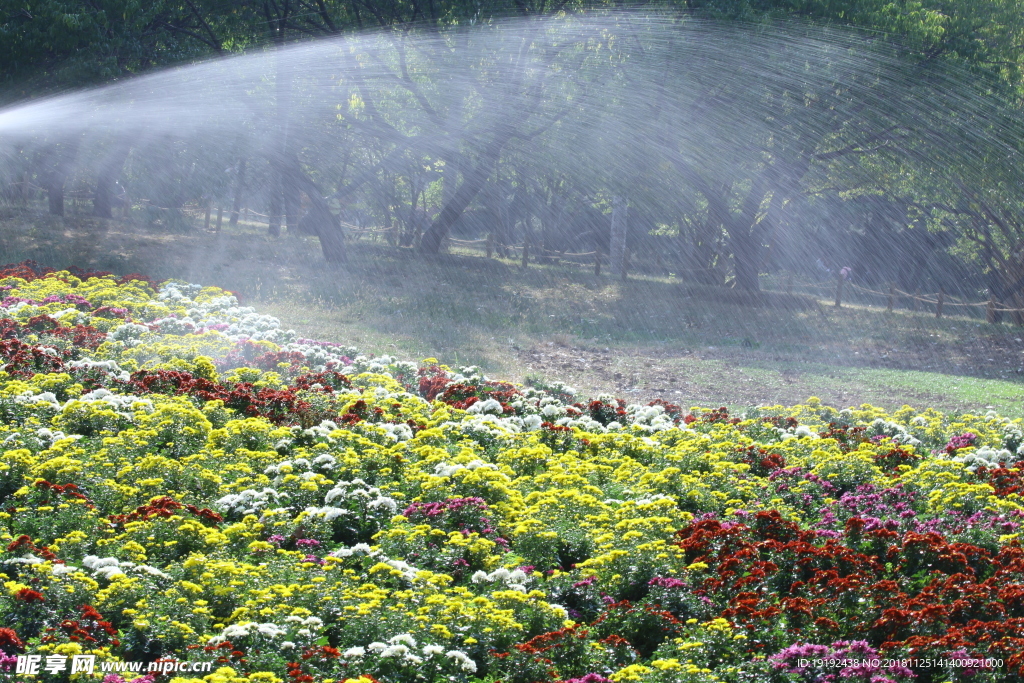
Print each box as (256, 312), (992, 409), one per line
(987, 292), (998, 324)
(912, 289), (920, 312)
(215, 206), (223, 232)
(786, 273), (793, 296)
(834, 274), (843, 307)
(521, 240), (529, 269)
(621, 247), (630, 282)
(486, 233), (493, 259)
(887, 284), (894, 313)
(936, 288), (944, 319)
(204, 200), (212, 231)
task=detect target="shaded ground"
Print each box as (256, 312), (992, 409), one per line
(2, 207), (1022, 417)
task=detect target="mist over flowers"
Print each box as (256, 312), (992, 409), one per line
(0, 261), (1021, 682)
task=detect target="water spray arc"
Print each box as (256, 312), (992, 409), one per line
(0, 13), (1022, 302)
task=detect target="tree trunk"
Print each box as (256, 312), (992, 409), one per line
(268, 178), (282, 237)
(283, 156), (345, 263)
(47, 179), (65, 216)
(609, 196), (628, 278)
(45, 139), (80, 217)
(442, 152), (459, 216)
(728, 174), (771, 292)
(229, 158), (247, 226)
(284, 179), (300, 233)
(987, 262), (1005, 324)
(731, 228), (764, 292)
(94, 141), (132, 219)
(420, 128), (513, 255)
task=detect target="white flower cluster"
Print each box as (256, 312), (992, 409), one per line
(264, 458), (327, 483)
(215, 487), (290, 517)
(328, 544), (421, 581)
(12, 390), (62, 411)
(952, 445), (1015, 471)
(1001, 423), (1024, 458)
(150, 316), (200, 336)
(207, 621), (288, 645)
(81, 555), (170, 580)
(66, 358), (131, 382)
(623, 404), (675, 432)
(278, 341), (358, 371)
(157, 282), (203, 301)
(343, 354), (418, 379)
(433, 459), (499, 478)
(155, 282), (297, 344)
(74, 388), (154, 412)
(865, 418), (922, 447)
(353, 420), (415, 443)
(107, 322), (151, 346)
(308, 479), (398, 522)
(34, 427), (80, 446)
(323, 479), (397, 512)
(779, 424), (822, 441)
(448, 413), (523, 441)
(280, 423), (340, 451)
(466, 398), (504, 415)
(470, 567), (530, 592)
(360, 635), (477, 673)
(282, 615), (324, 641)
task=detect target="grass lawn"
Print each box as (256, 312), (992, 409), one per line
(3, 205), (1022, 416)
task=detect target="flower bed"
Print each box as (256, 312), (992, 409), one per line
(0, 261), (1022, 683)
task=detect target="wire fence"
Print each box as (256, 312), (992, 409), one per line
(9, 193), (1022, 322)
(214, 206), (1024, 321)
(782, 275), (1024, 318)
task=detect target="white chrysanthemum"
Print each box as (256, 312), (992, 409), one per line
(257, 623), (287, 638)
(523, 414), (543, 430)
(222, 624), (253, 639)
(389, 633), (417, 647)
(445, 650), (478, 673)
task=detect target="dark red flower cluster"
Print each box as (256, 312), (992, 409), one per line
(6, 534), (60, 563)
(0, 337), (72, 376)
(584, 399), (626, 426)
(108, 496), (223, 528)
(977, 466), (1024, 497)
(124, 369), (315, 426)
(736, 445), (787, 476)
(286, 661), (315, 683)
(32, 479), (96, 509)
(50, 605), (118, 645)
(416, 364), (519, 411)
(14, 589), (44, 603)
(403, 497), (504, 543)
(0, 628), (24, 654)
(664, 512), (1024, 676)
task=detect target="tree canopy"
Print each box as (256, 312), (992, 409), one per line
(2, 0), (1023, 303)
